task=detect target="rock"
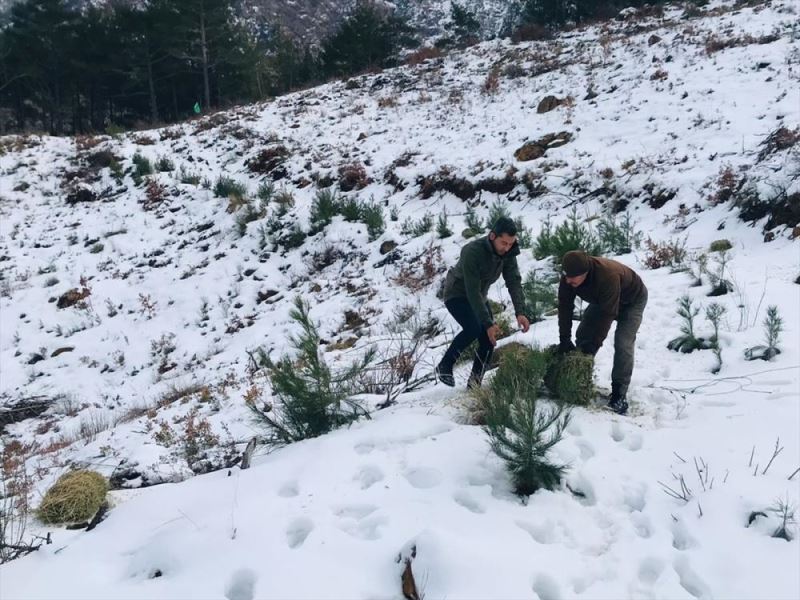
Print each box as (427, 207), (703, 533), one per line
(27, 353), (45, 365)
(0, 396), (52, 433)
(648, 34), (662, 46)
(537, 95), (563, 113)
(57, 288), (90, 309)
(65, 186), (98, 205)
(514, 131), (573, 162)
(764, 231), (775, 242)
(379, 240), (398, 255)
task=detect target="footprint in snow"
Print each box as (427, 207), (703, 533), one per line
(277, 481), (299, 498)
(286, 517), (314, 549)
(610, 422), (626, 442)
(532, 573), (563, 600)
(224, 568), (257, 600)
(354, 465), (384, 490)
(453, 490), (485, 514)
(404, 467), (443, 489)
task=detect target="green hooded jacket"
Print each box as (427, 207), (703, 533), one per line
(442, 236), (527, 328)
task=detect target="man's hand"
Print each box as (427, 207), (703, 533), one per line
(558, 340), (576, 354)
(486, 324), (501, 347)
(516, 314), (530, 333)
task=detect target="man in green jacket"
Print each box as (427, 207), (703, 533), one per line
(558, 250), (648, 415)
(436, 217), (530, 388)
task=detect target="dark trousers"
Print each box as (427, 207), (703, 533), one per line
(576, 289), (648, 396)
(440, 297), (493, 382)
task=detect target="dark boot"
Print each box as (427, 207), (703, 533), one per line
(435, 362), (455, 387)
(467, 372), (482, 390)
(608, 383), (629, 415)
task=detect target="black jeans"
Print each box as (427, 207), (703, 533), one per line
(440, 297), (493, 383)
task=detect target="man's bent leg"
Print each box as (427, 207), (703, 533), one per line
(611, 290), (648, 397)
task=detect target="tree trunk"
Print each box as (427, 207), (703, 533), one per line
(147, 52), (159, 123)
(200, 1), (211, 109)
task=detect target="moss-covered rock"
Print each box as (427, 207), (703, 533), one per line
(37, 470), (108, 524)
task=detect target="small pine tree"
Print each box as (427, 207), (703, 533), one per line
(251, 297), (374, 446)
(533, 208), (604, 261)
(705, 302), (726, 373)
(309, 188), (340, 234)
(763, 305), (783, 358)
(437, 211), (453, 238)
(480, 346), (570, 496)
(522, 269), (557, 322)
(449, 2), (480, 45)
(668, 295), (712, 353)
(465, 205), (485, 234)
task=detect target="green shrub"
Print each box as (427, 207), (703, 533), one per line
(360, 201), (385, 241)
(178, 166), (201, 185)
(487, 200), (511, 227)
(310, 188), (340, 233)
(401, 213), (434, 237)
(37, 470), (107, 524)
(132, 152), (152, 179)
(214, 176), (247, 201)
(709, 238), (732, 253)
(437, 212), (453, 238)
(465, 205), (485, 234)
(155, 156), (174, 172)
(544, 349), (595, 405)
(257, 181), (275, 204)
(533, 209), (604, 261)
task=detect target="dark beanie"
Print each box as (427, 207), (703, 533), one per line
(562, 250), (591, 276)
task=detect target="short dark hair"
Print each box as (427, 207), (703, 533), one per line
(491, 216), (517, 237)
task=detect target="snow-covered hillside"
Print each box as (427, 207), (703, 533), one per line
(1, 1), (799, 598)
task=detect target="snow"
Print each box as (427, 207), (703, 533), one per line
(1, 1), (799, 598)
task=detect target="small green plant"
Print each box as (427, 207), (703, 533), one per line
(533, 209), (604, 262)
(745, 305), (783, 361)
(248, 297), (375, 447)
(464, 205), (484, 234)
(437, 212), (453, 238)
(667, 296), (714, 353)
(514, 217), (533, 249)
(338, 196), (363, 222)
(132, 152), (152, 179)
(309, 188), (340, 234)
(770, 496), (796, 541)
(361, 201), (385, 241)
(178, 166), (201, 185)
(235, 201), (264, 237)
(36, 470), (107, 524)
(705, 302), (726, 373)
(213, 176), (247, 201)
(487, 200), (511, 226)
(401, 213), (434, 237)
(522, 269), (557, 323)
(257, 181), (275, 204)
(706, 249), (733, 296)
(596, 212), (642, 255)
(478, 345), (571, 496)
(155, 156), (174, 172)
(109, 159), (124, 182)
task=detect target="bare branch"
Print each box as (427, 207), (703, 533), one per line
(761, 437), (784, 475)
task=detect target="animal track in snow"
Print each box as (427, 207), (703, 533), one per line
(674, 556), (712, 599)
(453, 490), (485, 514)
(286, 517), (314, 549)
(637, 557), (665, 584)
(575, 438), (596, 460)
(516, 520), (557, 544)
(625, 432), (643, 451)
(353, 441), (375, 455)
(355, 465), (384, 490)
(404, 467), (443, 489)
(224, 568), (257, 600)
(532, 573), (562, 600)
(277, 481), (299, 497)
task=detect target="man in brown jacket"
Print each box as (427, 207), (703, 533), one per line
(558, 250), (648, 415)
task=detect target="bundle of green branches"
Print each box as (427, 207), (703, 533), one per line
(544, 347), (595, 405)
(37, 470), (107, 524)
(479, 345), (571, 496)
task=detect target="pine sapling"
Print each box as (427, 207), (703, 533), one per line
(744, 305), (783, 361)
(668, 296), (713, 353)
(707, 249), (733, 296)
(249, 297), (374, 447)
(770, 496), (796, 542)
(437, 211), (453, 239)
(705, 302), (726, 374)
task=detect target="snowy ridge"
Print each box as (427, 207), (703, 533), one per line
(0, 1), (799, 598)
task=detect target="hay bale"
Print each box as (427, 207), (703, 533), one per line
(37, 470), (108, 524)
(544, 349), (595, 405)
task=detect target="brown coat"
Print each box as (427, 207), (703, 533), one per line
(558, 256), (646, 351)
